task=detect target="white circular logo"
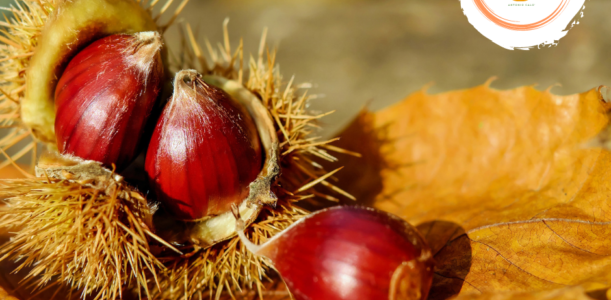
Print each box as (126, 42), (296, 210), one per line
(460, 0), (587, 50)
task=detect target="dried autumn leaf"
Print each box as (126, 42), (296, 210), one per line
(451, 286), (595, 300)
(332, 80), (611, 299)
(0, 287), (18, 300)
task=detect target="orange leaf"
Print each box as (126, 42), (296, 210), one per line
(451, 286), (595, 300)
(332, 81), (611, 298)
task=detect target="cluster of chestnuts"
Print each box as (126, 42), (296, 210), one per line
(54, 31), (262, 223)
(6, 0), (436, 298)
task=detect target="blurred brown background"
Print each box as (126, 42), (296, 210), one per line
(3, 0), (610, 136)
(155, 0), (610, 136)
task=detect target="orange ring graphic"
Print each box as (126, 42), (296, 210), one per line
(473, 0), (570, 31)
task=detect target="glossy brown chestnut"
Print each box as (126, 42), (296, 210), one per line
(54, 31), (163, 170)
(236, 206), (435, 300)
(145, 70), (262, 221)
(23, 0), (160, 145)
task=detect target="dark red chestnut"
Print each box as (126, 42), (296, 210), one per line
(235, 206), (435, 300)
(54, 31), (164, 170)
(145, 70), (262, 221)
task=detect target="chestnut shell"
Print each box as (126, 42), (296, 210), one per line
(145, 70), (262, 220)
(55, 33), (163, 170)
(152, 72), (280, 248)
(23, 0), (159, 144)
(245, 206), (435, 300)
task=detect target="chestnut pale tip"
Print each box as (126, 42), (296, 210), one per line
(125, 31), (163, 74)
(174, 69), (201, 103)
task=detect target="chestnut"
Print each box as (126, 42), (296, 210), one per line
(235, 206), (435, 300)
(55, 32), (164, 170)
(23, 0), (160, 145)
(146, 71), (281, 247)
(146, 70), (262, 219)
